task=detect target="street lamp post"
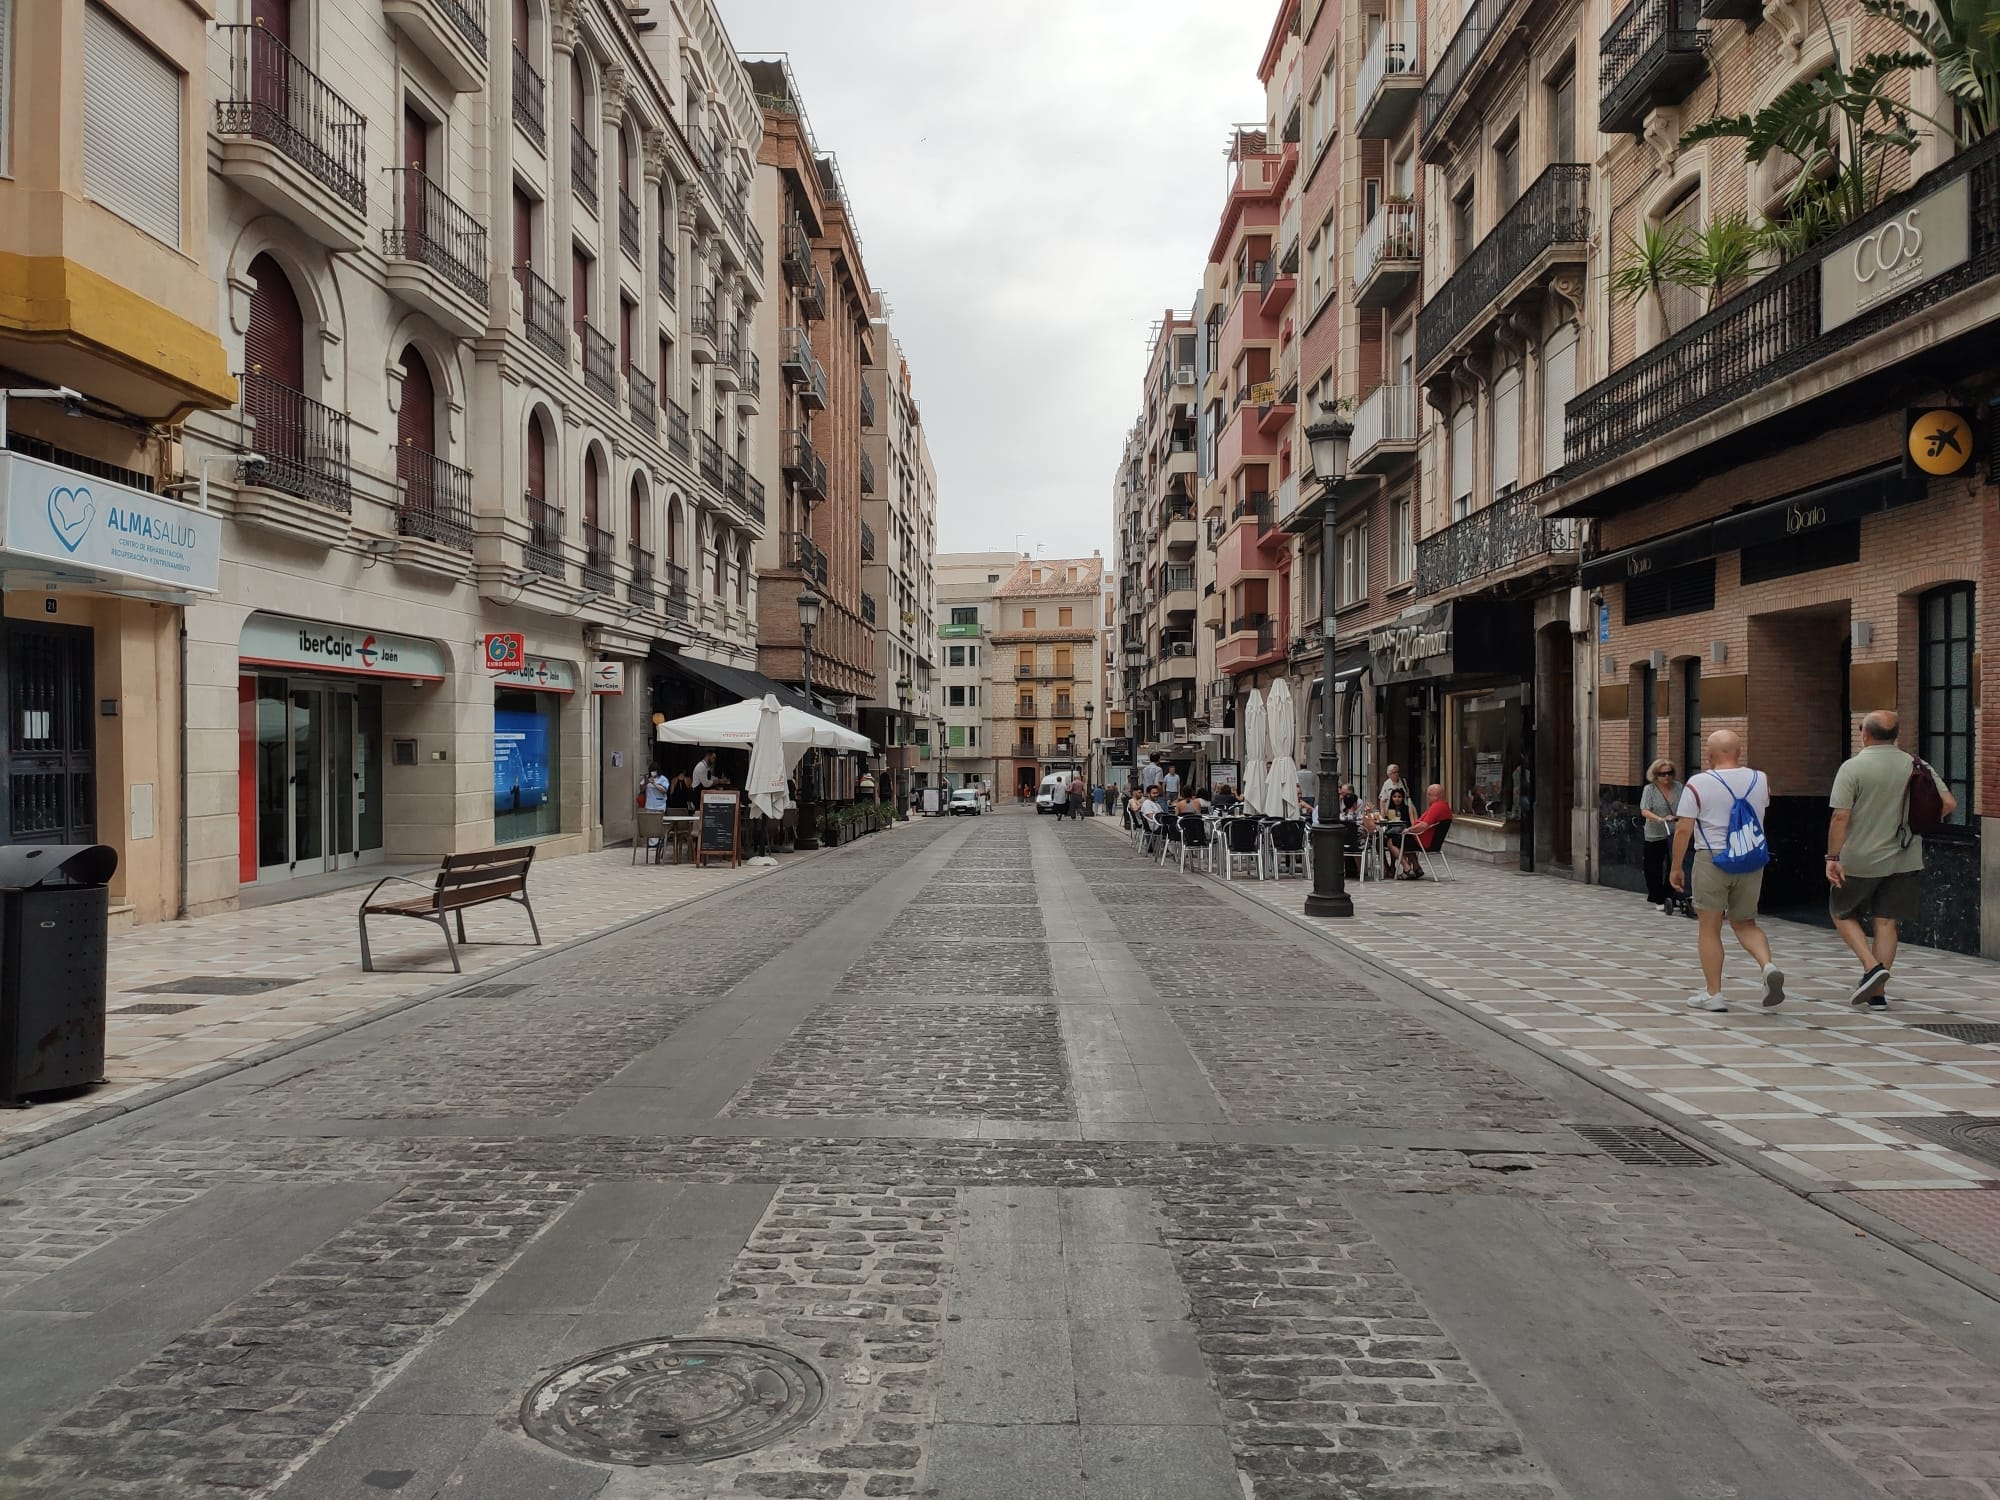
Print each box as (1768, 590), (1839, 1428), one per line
(1302, 403), (1355, 919)
(896, 676), (913, 816)
(796, 591), (821, 850)
(1084, 701), (1095, 814)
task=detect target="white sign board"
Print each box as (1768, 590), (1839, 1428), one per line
(922, 787), (943, 815)
(240, 612), (448, 680)
(1822, 175), (1970, 332)
(591, 661), (625, 694)
(0, 451), (221, 594)
(494, 656), (579, 694)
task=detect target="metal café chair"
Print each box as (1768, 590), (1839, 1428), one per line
(1267, 818), (1311, 879)
(1177, 813), (1215, 875)
(1156, 810), (1185, 867)
(1220, 816), (1265, 881)
(1408, 819), (1457, 882)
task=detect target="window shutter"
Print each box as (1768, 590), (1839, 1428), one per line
(1450, 407), (1475, 509)
(1491, 370), (1521, 496)
(82, 3), (182, 248)
(1541, 324), (1579, 473)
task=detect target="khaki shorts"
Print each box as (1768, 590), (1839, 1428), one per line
(1691, 852), (1764, 920)
(1829, 868), (1921, 924)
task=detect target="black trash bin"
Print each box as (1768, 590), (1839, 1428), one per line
(0, 844), (119, 1106)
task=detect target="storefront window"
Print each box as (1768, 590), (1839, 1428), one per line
(494, 689), (562, 842)
(1920, 584), (1974, 827)
(1449, 686), (1522, 822)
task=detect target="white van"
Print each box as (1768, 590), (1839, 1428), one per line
(1034, 773), (1072, 814)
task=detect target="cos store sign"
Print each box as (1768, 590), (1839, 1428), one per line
(1822, 175), (1971, 331)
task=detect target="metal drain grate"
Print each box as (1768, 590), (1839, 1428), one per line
(117, 1002), (202, 1015)
(455, 982), (535, 998)
(131, 976), (300, 996)
(1569, 1123), (1715, 1167)
(1892, 1115), (2000, 1170)
(1911, 1022), (2000, 1045)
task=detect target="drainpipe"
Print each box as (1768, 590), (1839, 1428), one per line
(177, 617), (190, 920)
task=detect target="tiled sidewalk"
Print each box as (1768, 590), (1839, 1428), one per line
(3, 845), (792, 1152)
(1090, 819), (2000, 1197)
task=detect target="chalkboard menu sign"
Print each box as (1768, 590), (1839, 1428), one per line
(698, 790), (740, 867)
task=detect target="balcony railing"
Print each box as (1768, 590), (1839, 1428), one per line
(1353, 200), (1420, 296)
(511, 46), (545, 145)
(743, 353), (761, 398)
(743, 475), (766, 524)
(215, 25), (367, 213)
(240, 372), (351, 511)
(861, 592), (877, 626)
(525, 496), (565, 576)
(782, 216), (813, 284)
(619, 190), (642, 259)
(1419, 0), (1500, 157)
(571, 125), (598, 210)
(1160, 564), (1196, 594)
(628, 546), (656, 610)
(1417, 482), (1583, 597)
(424, 0), (486, 55)
(860, 519), (877, 560)
(581, 322), (617, 401)
(724, 453), (750, 509)
(1357, 21), (1421, 136)
(582, 522), (616, 592)
(1231, 491), (1273, 531)
(395, 445), (473, 550)
(627, 365), (656, 435)
(1227, 614), (1278, 657)
(666, 397), (691, 464)
(657, 239), (676, 303)
(801, 264), (827, 320)
(1417, 164), (1589, 371)
(1565, 133), (2000, 474)
(691, 287), (718, 344)
(780, 324), (813, 380)
(1600, 0), (1709, 135)
(665, 562), (691, 621)
(795, 530), (829, 585)
(860, 381), (877, 428)
(784, 429), (827, 499)
(699, 431), (725, 488)
(860, 451), (876, 494)
(1352, 383), (1421, 469)
(514, 264), (566, 360)
(386, 170), (488, 304)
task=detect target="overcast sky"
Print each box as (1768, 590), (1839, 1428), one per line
(718, 1), (1276, 561)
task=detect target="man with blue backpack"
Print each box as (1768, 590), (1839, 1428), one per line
(1668, 729), (1786, 1013)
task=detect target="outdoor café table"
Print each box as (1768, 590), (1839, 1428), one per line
(659, 814), (697, 865)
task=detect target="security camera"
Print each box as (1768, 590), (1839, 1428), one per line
(59, 389), (86, 418)
(1589, 592), (1605, 609)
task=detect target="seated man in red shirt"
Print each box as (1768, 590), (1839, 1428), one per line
(1389, 783), (1454, 877)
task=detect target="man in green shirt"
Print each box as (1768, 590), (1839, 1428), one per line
(1826, 710), (1956, 1008)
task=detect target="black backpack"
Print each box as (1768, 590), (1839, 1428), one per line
(1905, 758), (1948, 839)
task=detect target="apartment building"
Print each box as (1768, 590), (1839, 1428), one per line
(934, 551), (1018, 795)
(744, 57), (875, 782)
(860, 301), (939, 808)
(991, 557), (1106, 801)
(1541, 2), (2000, 949)
(163, 0), (769, 910)
(0, 0), (238, 922)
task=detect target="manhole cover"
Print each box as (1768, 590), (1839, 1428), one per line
(1911, 1022), (2000, 1045)
(117, 1002), (202, 1015)
(131, 976), (300, 996)
(521, 1338), (825, 1466)
(1892, 1114), (2000, 1169)
(1569, 1123), (1715, 1167)
(456, 982), (534, 998)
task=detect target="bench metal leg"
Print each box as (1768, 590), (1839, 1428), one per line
(455, 909), (469, 945)
(519, 893), (543, 947)
(438, 914), (461, 974)
(358, 912), (374, 972)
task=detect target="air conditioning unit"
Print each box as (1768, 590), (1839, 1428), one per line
(1172, 717), (1189, 734)
(1169, 642), (1193, 657)
(1176, 367), (1196, 386)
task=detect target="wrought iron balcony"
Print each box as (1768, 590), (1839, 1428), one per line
(665, 562), (691, 621)
(744, 222), (764, 277)
(1419, 0), (1500, 159)
(713, 330), (741, 391)
(1353, 200), (1421, 308)
(1352, 383), (1421, 472)
(514, 265), (566, 361)
(780, 324), (813, 381)
(1564, 133), (2000, 476)
(581, 322), (617, 402)
(628, 546), (656, 610)
(666, 397), (691, 464)
(385, 169), (489, 306)
(627, 365), (656, 435)
(395, 445), (473, 550)
(860, 519), (877, 560)
(1227, 614), (1278, 657)
(861, 592), (878, 627)
(799, 361), (828, 412)
(794, 530), (829, 584)
(784, 430), (827, 500)
(699, 430), (725, 488)
(582, 522), (616, 592)
(657, 239), (676, 303)
(384, 0), (485, 88)
(1357, 21), (1421, 137)
(743, 474), (766, 524)
(689, 287), (718, 359)
(618, 190), (642, 259)
(215, 25), (367, 216)
(860, 380), (877, 428)
(570, 124), (598, 210)
(525, 496), (565, 576)
(1416, 481), (1583, 597)
(741, 352), (761, 400)
(782, 216), (813, 285)
(1159, 563), (1196, 596)
(239, 372), (351, 511)
(1600, 0), (1709, 135)
(511, 46), (545, 145)
(724, 453), (750, 510)
(1417, 164), (1589, 373)
(1231, 491), (1274, 531)
(801, 264), (827, 321)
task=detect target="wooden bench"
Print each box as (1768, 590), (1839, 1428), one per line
(358, 847), (541, 973)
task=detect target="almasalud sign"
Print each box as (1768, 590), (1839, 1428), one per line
(0, 450), (221, 595)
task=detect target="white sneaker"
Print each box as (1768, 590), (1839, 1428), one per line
(1687, 991), (1728, 1012)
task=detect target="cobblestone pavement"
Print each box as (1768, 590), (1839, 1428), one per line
(2, 810), (1999, 1498)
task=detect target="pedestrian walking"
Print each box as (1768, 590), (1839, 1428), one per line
(1669, 729), (1785, 1012)
(1139, 754), (1164, 794)
(1050, 776), (1069, 818)
(1067, 774), (1086, 821)
(1163, 764), (1182, 802)
(1826, 710), (1956, 1008)
(1640, 758), (1682, 911)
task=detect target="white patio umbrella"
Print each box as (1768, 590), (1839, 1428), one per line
(655, 698), (871, 756)
(1240, 688), (1268, 813)
(1266, 677), (1300, 819)
(744, 694), (791, 821)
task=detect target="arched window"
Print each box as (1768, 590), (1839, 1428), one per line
(712, 522), (728, 597)
(512, 0), (531, 52)
(618, 126), (632, 196)
(244, 253), (308, 477)
(396, 346), (438, 518)
(736, 542), (750, 606)
(628, 476), (646, 553)
(666, 495), (682, 568)
(570, 53), (589, 125)
(583, 448), (601, 531)
(526, 410), (550, 503)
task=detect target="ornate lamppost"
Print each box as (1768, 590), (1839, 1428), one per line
(1084, 701), (1096, 813)
(1302, 403), (1354, 919)
(796, 591), (821, 850)
(895, 675), (913, 815)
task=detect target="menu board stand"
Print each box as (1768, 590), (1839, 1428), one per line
(698, 790), (741, 868)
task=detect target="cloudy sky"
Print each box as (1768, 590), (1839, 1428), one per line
(718, 1), (1278, 561)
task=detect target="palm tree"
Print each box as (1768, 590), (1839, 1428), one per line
(1866, 0), (2000, 143)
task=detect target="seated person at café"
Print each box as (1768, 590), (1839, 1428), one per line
(1379, 787), (1414, 877)
(1213, 784), (1239, 812)
(1387, 783), (1453, 878)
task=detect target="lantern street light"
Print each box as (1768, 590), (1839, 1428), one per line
(796, 591), (822, 850)
(1302, 402), (1354, 919)
(895, 675), (913, 816)
(1084, 701), (1096, 812)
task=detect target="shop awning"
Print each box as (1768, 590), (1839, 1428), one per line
(652, 647), (819, 716)
(1307, 646), (1374, 700)
(1580, 462), (1924, 587)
